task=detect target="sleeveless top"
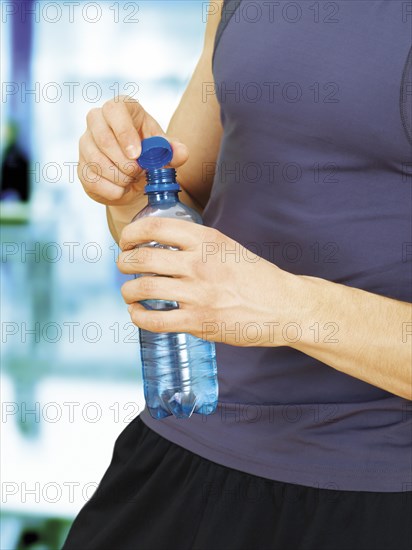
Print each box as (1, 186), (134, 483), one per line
(140, 0), (412, 492)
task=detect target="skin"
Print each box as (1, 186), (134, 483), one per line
(78, 1), (412, 401)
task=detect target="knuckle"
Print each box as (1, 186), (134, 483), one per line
(102, 99), (117, 117)
(84, 168), (102, 186)
(120, 225), (152, 252)
(140, 276), (157, 293)
(120, 171), (134, 185)
(119, 224), (132, 245)
(83, 177), (100, 196)
(118, 250), (138, 272)
(115, 127), (131, 143)
(86, 107), (100, 127)
(119, 248), (142, 266)
(83, 157), (103, 176)
(116, 252), (127, 272)
(122, 160), (139, 176)
(122, 95), (137, 105)
(95, 131), (114, 151)
(130, 309), (141, 327)
(188, 252), (205, 278)
(180, 313), (193, 334)
(120, 282), (130, 301)
(78, 132), (88, 152)
(79, 165), (94, 185)
(194, 286), (210, 307)
(78, 169), (95, 192)
(144, 216), (163, 233)
(117, 94), (131, 103)
(196, 308), (212, 325)
(136, 246), (153, 264)
(109, 187), (124, 201)
(148, 316), (166, 333)
(201, 226), (219, 245)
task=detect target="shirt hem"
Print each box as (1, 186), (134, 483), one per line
(139, 408), (411, 493)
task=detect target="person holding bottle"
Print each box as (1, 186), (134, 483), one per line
(63, 1), (412, 549)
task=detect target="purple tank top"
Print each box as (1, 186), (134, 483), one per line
(140, 0), (412, 492)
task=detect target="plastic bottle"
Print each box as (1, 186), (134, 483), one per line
(131, 136), (218, 419)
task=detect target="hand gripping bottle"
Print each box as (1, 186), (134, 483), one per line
(131, 136), (218, 420)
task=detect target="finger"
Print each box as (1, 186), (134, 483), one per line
(166, 137), (189, 168)
(127, 303), (193, 334)
(102, 98), (146, 160)
(78, 154), (128, 202)
(80, 131), (137, 187)
(135, 111), (189, 168)
(86, 109), (141, 178)
(119, 217), (204, 251)
(117, 246), (189, 276)
(121, 276), (189, 304)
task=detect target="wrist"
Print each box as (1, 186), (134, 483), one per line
(262, 269), (313, 348)
(106, 199), (145, 243)
(276, 273), (334, 351)
(108, 199), (144, 225)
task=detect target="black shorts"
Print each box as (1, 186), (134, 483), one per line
(62, 414), (412, 550)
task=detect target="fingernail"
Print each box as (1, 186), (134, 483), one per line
(128, 305), (133, 314)
(126, 145), (140, 160)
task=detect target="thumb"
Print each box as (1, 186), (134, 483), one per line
(141, 114), (189, 169)
(166, 136), (189, 169)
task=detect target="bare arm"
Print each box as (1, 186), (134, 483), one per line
(105, 1), (224, 241)
(286, 275), (412, 400)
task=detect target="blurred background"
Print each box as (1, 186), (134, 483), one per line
(1, 1), (205, 547)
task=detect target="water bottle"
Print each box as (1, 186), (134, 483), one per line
(131, 136), (218, 420)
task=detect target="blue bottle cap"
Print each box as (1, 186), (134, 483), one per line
(137, 136), (173, 170)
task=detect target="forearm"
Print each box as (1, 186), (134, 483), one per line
(282, 273), (412, 399)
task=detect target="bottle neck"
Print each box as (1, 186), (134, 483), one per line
(144, 168), (181, 204)
(147, 190), (180, 205)
(144, 167), (180, 194)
